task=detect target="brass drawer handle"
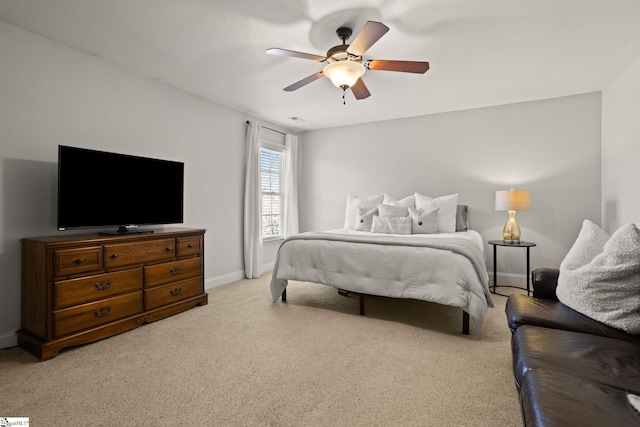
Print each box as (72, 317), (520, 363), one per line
(187, 244), (194, 249)
(111, 254), (120, 259)
(165, 247), (173, 252)
(75, 258), (86, 264)
(170, 288), (182, 296)
(93, 306), (112, 318)
(94, 280), (113, 291)
(169, 267), (183, 275)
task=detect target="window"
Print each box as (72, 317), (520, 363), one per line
(260, 145), (284, 239)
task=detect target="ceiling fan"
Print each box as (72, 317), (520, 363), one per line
(266, 21), (430, 103)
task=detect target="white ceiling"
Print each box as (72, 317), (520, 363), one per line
(2, 0), (640, 131)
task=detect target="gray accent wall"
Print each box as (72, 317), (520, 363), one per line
(298, 93), (603, 282)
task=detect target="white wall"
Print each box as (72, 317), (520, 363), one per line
(602, 55), (640, 231)
(0, 22), (290, 348)
(299, 93), (603, 283)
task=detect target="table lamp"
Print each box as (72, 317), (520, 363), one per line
(495, 189), (530, 243)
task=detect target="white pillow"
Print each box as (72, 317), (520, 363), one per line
(408, 207), (439, 234)
(382, 194), (415, 208)
(414, 193), (459, 233)
(371, 216), (412, 235)
(343, 193), (384, 230)
(354, 207), (377, 232)
(559, 219), (610, 270)
(557, 220), (640, 334)
(378, 204), (409, 217)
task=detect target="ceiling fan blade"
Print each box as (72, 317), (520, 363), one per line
(347, 21), (390, 56)
(266, 48), (325, 61)
(367, 60), (430, 74)
(283, 72), (324, 92)
(351, 78), (371, 100)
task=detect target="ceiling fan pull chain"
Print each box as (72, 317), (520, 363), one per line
(343, 88), (346, 105)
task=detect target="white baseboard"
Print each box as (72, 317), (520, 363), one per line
(205, 270), (246, 289)
(490, 272), (528, 287)
(0, 330), (18, 349)
(204, 263), (274, 290)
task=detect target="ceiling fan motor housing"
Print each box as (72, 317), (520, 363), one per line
(327, 27), (362, 64)
(326, 44), (361, 63)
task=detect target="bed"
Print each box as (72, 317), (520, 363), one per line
(270, 219), (494, 333)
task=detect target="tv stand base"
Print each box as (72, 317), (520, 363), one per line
(99, 226), (154, 235)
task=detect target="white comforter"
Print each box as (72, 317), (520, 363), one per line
(270, 229), (493, 328)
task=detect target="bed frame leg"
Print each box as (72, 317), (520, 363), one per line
(359, 294), (365, 315)
(462, 311), (470, 335)
(281, 288), (287, 302)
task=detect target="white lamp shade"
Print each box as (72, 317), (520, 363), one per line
(495, 189), (531, 211)
(323, 61), (366, 88)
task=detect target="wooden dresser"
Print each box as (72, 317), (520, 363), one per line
(19, 227), (207, 360)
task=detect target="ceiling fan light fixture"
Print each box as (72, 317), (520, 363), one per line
(323, 61), (366, 89)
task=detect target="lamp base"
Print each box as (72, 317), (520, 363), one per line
(502, 210), (522, 242)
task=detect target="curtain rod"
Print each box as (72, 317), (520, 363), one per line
(245, 120), (286, 136)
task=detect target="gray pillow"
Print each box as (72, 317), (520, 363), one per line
(556, 220), (640, 334)
(456, 205), (469, 231)
(408, 207), (439, 234)
(354, 207), (378, 232)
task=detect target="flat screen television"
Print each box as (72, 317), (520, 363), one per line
(57, 145), (184, 234)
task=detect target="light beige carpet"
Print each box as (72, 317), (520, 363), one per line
(0, 274), (521, 426)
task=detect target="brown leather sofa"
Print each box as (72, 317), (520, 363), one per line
(505, 268), (640, 426)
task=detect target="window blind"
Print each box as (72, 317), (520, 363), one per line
(260, 147), (283, 238)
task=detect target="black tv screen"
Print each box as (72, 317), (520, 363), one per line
(57, 145), (184, 232)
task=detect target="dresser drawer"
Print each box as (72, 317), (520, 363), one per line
(104, 238), (175, 269)
(144, 257), (202, 289)
(144, 277), (203, 311)
(177, 236), (203, 257)
(54, 246), (103, 277)
(54, 268), (143, 309)
(54, 292), (143, 338)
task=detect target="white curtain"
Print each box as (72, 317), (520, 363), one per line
(284, 133), (300, 237)
(243, 122), (262, 278)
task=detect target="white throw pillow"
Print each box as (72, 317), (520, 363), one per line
(354, 207), (377, 232)
(371, 216), (412, 235)
(343, 193), (384, 230)
(382, 194), (415, 208)
(560, 219), (611, 270)
(378, 204), (409, 217)
(408, 207), (439, 234)
(414, 193), (459, 233)
(557, 220), (640, 334)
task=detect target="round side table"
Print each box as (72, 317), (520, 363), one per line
(488, 240), (536, 296)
